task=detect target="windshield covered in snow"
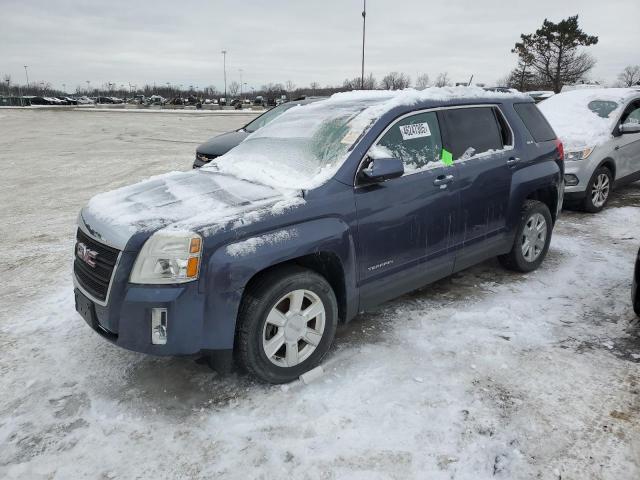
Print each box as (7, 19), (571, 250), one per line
(207, 95), (392, 189)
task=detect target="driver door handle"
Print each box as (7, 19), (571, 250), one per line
(433, 174), (454, 186)
(507, 157), (520, 166)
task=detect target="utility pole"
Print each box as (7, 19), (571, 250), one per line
(221, 49), (227, 99)
(239, 68), (243, 98)
(23, 65), (29, 91)
(361, 0), (366, 90)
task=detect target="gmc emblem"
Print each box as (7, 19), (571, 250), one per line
(76, 242), (98, 268)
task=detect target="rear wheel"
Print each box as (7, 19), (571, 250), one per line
(582, 167), (612, 213)
(235, 266), (338, 384)
(499, 200), (553, 273)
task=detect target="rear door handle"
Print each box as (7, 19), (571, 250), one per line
(433, 174), (454, 186)
(507, 157), (520, 166)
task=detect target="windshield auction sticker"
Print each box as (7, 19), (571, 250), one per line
(399, 122), (431, 141)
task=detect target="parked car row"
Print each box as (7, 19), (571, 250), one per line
(72, 87), (640, 384)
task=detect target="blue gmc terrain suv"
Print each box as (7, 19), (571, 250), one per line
(73, 88), (564, 383)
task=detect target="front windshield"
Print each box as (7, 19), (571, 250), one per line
(243, 103), (295, 133)
(208, 95), (391, 190)
(588, 100), (619, 118)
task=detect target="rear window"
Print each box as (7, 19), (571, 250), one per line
(438, 107), (504, 160)
(513, 102), (556, 142)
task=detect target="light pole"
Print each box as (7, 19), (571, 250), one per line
(62, 83), (66, 94)
(86, 80), (90, 96)
(23, 65), (29, 90)
(239, 68), (243, 98)
(221, 49), (227, 99)
(243, 82), (248, 99)
(361, 0), (366, 90)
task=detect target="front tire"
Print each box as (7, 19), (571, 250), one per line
(235, 266), (338, 384)
(582, 166), (612, 213)
(499, 200), (553, 273)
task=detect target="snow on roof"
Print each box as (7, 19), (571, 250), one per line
(538, 88), (640, 149)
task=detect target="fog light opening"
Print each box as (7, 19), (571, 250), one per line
(564, 174), (579, 186)
(151, 308), (168, 345)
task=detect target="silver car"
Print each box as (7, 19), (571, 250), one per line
(539, 88), (640, 212)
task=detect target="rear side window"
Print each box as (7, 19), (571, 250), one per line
(513, 102), (556, 142)
(438, 107), (504, 160)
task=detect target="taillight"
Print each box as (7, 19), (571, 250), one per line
(554, 139), (564, 161)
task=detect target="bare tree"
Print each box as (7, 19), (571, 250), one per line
(434, 72), (452, 87)
(285, 80), (296, 97)
(309, 81), (320, 95)
(343, 73), (377, 90)
(228, 81), (240, 97)
(415, 73), (430, 90)
(617, 65), (640, 87)
(381, 72), (410, 90)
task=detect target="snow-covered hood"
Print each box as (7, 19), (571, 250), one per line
(81, 170), (303, 249)
(538, 88), (640, 150)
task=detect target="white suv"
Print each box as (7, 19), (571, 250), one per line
(539, 88), (640, 212)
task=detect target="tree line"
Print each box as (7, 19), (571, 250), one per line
(2, 15), (638, 101)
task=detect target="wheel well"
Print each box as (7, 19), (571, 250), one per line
(599, 158), (616, 180)
(526, 186), (559, 223)
(242, 252), (347, 322)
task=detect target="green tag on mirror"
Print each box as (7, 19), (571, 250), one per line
(441, 148), (453, 166)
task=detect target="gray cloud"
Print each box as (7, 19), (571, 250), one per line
(1, 0), (637, 91)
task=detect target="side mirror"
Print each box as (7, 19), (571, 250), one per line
(360, 157), (404, 183)
(619, 123), (640, 134)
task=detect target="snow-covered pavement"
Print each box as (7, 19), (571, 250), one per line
(1, 110), (639, 479)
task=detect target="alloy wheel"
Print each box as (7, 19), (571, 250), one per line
(591, 173), (610, 208)
(521, 213), (547, 263)
(262, 289), (326, 367)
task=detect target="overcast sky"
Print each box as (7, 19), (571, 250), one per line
(1, 0), (638, 92)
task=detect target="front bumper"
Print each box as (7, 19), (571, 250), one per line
(563, 159), (593, 194)
(75, 281), (206, 355)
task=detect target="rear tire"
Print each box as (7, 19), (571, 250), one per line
(235, 265), (338, 384)
(499, 200), (553, 273)
(581, 166), (612, 213)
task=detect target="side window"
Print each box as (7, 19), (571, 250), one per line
(373, 112), (442, 173)
(513, 102), (556, 142)
(622, 102), (640, 125)
(438, 107), (505, 161)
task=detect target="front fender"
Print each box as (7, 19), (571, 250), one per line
(199, 217), (357, 350)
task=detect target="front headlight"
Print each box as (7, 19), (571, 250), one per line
(130, 230), (202, 284)
(565, 146), (594, 161)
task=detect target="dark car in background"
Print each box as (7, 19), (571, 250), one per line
(634, 246), (640, 316)
(193, 97), (325, 168)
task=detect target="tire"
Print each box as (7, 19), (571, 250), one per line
(499, 200), (553, 273)
(235, 265), (338, 384)
(581, 166), (612, 213)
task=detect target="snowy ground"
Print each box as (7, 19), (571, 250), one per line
(1, 110), (639, 479)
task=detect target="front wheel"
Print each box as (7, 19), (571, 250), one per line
(235, 266), (338, 384)
(499, 200), (553, 273)
(582, 167), (612, 213)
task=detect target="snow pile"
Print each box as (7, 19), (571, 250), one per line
(538, 88), (639, 149)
